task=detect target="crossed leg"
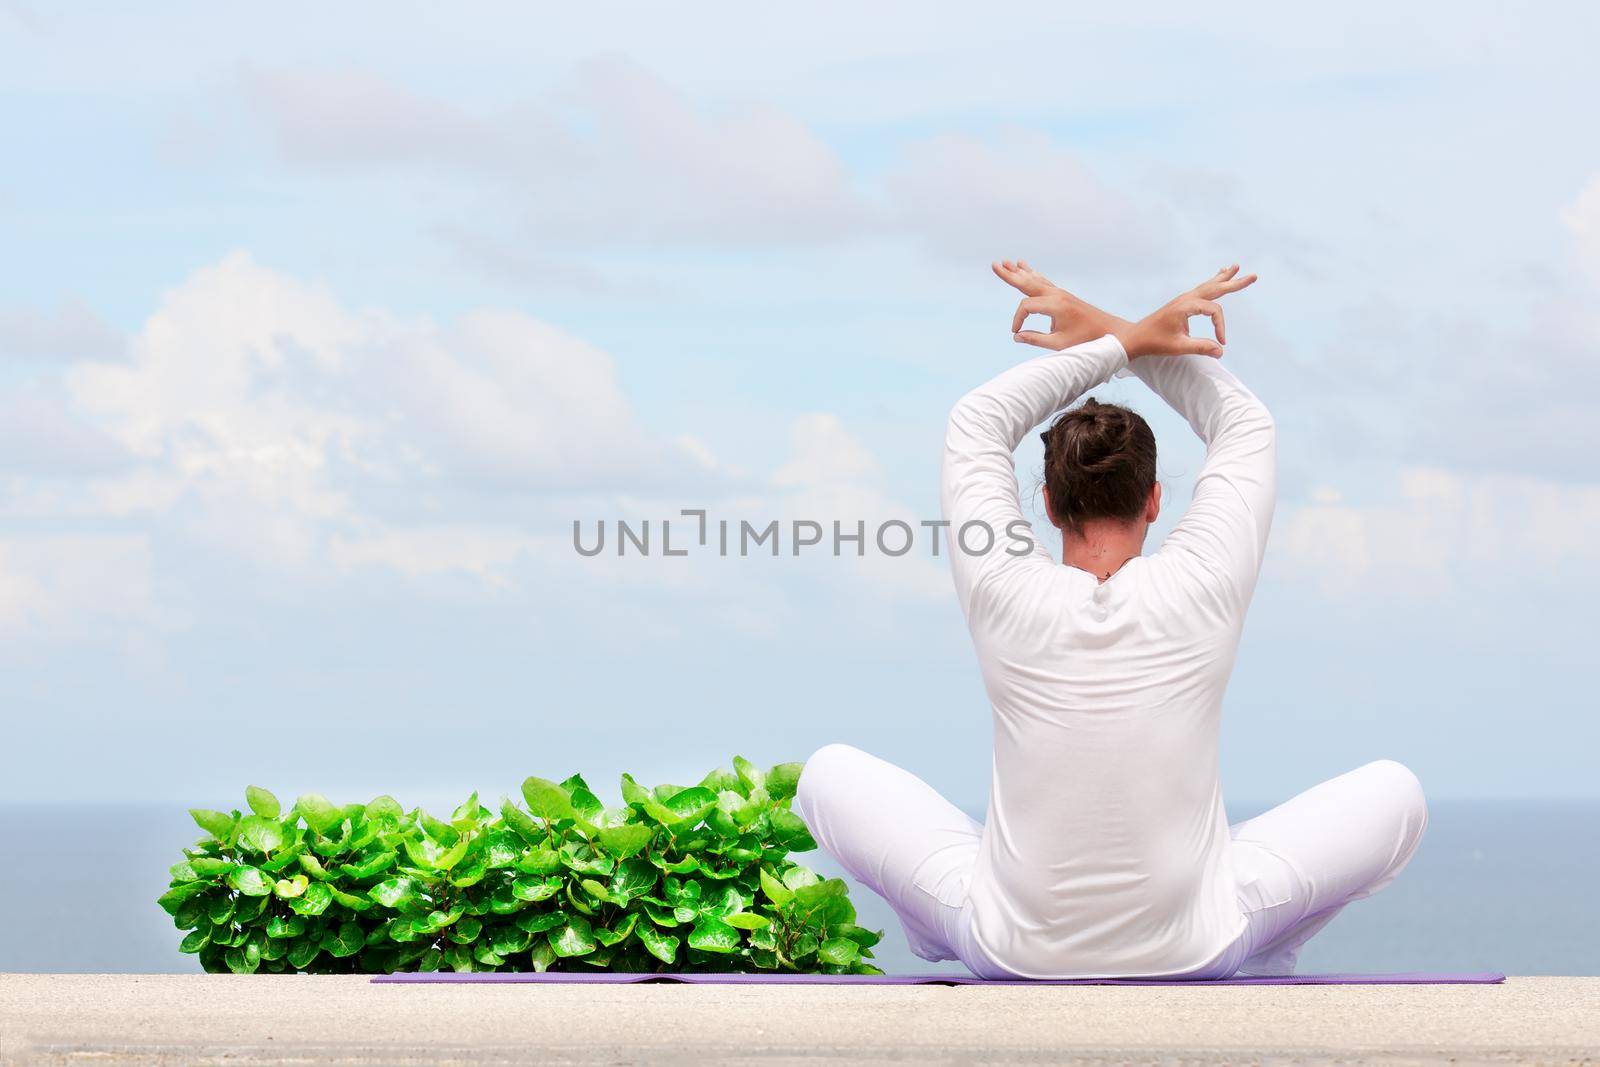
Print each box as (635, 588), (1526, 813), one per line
(796, 743), (1429, 978)
(1226, 759), (1429, 975)
(793, 743), (983, 966)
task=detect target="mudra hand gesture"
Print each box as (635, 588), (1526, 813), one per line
(992, 260), (1257, 359)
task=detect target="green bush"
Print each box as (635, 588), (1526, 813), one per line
(159, 757), (882, 975)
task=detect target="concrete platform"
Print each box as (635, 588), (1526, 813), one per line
(1, 974), (1595, 1065)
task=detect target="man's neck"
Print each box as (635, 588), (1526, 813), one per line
(1061, 521), (1146, 582)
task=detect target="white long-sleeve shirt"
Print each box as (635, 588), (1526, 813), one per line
(941, 333), (1276, 978)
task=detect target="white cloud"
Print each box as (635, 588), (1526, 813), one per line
(3, 253), (946, 645)
(885, 130), (1167, 268)
(245, 61), (1165, 269)
(1274, 466), (1600, 598)
(249, 58), (872, 247)
(60, 251), (709, 572)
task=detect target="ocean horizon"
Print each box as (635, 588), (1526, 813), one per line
(4, 800), (1592, 976)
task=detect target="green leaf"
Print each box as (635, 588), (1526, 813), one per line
(527, 939), (556, 973)
(732, 755), (766, 794)
(365, 795), (404, 820)
(579, 878), (614, 904)
(637, 922), (679, 965)
(330, 888), (373, 912)
(792, 877), (848, 910)
(643, 901), (681, 927)
(769, 809), (816, 852)
(189, 809), (234, 841)
(294, 793), (342, 836)
(369, 876), (422, 909)
(452, 791), (483, 825)
(448, 852), (488, 888)
(272, 874), (310, 899)
(186, 856), (236, 878)
(596, 824), (652, 859)
(686, 917), (740, 953)
(759, 869), (794, 907)
(723, 912), (770, 930)
(235, 815), (284, 854)
(607, 859), (658, 904)
(327, 921), (365, 958)
(818, 937), (860, 967)
(226, 866), (273, 897)
(619, 773), (652, 808)
(658, 786), (718, 826)
(512, 874), (561, 902)
(156, 881), (209, 915)
(548, 915), (596, 958)
(520, 777), (576, 822)
(565, 783), (604, 824)
(558, 840), (614, 877)
(342, 850), (396, 880)
(595, 913), (637, 947)
(516, 848), (562, 876)
(516, 910), (566, 934)
(224, 946), (259, 974)
(781, 866), (820, 891)
(834, 924), (884, 949)
(178, 928), (210, 953)
(288, 881), (333, 916)
(493, 925), (532, 956)
(287, 939), (321, 969)
(563, 881), (595, 916)
(265, 915), (306, 939)
(245, 785), (281, 819)
(482, 830), (523, 869)
(766, 763), (804, 801)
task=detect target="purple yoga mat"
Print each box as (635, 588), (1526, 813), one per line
(373, 970), (1504, 986)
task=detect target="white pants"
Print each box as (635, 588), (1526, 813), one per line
(794, 745), (1428, 979)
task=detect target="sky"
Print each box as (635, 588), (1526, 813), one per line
(2, 1), (1598, 811)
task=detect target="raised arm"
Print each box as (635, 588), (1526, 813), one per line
(1129, 353), (1275, 615)
(972, 261), (1267, 619)
(941, 335), (1128, 614)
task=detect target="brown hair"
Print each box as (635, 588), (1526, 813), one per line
(1040, 399), (1157, 532)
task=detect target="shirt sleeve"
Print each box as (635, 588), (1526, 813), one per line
(940, 334), (1129, 616)
(1126, 354), (1276, 618)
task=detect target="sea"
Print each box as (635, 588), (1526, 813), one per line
(2, 802), (1593, 975)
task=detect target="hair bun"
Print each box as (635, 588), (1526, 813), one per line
(1040, 399), (1157, 531)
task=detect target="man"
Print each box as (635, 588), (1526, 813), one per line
(794, 263), (1427, 979)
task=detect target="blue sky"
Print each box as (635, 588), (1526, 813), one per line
(3, 2), (1598, 809)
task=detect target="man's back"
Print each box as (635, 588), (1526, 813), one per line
(941, 336), (1276, 977)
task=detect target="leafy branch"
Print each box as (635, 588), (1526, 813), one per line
(159, 757), (883, 975)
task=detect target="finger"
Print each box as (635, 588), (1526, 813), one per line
(1012, 296), (1045, 333)
(1193, 264), (1235, 294)
(1177, 336), (1224, 358)
(1214, 271), (1258, 296)
(993, 261), (1027, 294)
(1189, 297), (1225, 345)
(1013, 331), (1056, 349)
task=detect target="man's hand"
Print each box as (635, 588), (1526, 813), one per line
(992, 259), (1131, 351)
(1113, 265), (1258, 359)
(993, 260), (1258, 359)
